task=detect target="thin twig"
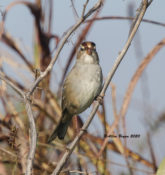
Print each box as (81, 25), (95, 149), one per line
(128, 0), (152, 35)
(122, 115), (133, 175)
(23, 1), (103, 175)
(0, 146), (17, 158)
(110, 84), (118, 127)
(0, 71), (25, 98)
(51, 0), (148, 174)
(24, 98), (37, 175)
(129, 1), (144, 35)
(70, 0), (79, 19)
(81, 0), (89, 18)
(1, 33), (34, 72)
(147, 133), (157, 172)
(97, 0), (149, 157)
(0, 71), (37, 175)
(51, 105), (101, 175)
(59, 9), (100, 89)
(1, 1), (103, 174)
(107, 160), (154, 174)
(49, 0), (104, 171)
(86, 16), (165, 27)
(98, 38), (165, 157)
(48, 0), (53, 34)
(88, 134), (155, 168)
(28, 0), (103, 96)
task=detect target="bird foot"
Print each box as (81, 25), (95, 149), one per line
(96, 95), (104, 105)
(66, 146), (71, 152)
(80, 128), (87, 133)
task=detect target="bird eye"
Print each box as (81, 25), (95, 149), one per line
(90, 42), (96, 48)
(80, 46), (85, 51)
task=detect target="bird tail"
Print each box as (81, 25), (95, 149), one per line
(48, 112), (72, 142)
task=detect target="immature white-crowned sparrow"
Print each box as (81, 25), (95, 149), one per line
(48, 41), (103, 142)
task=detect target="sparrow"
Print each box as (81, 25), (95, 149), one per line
(48, 41), (103, 142)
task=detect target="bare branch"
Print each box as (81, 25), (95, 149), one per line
(0, 0), (157, 174)
(13, 1), (104, 175)
(49, 1), (103, 175)
(147, 133), (157, 172)
(0, 71), (25, 98)
(97, 0), (150, 157)
(0, 71), (37, 175)
(24, 98), (37, 175)
(81, 0), (89, 18)
(86, 16), (165, 28)
(28, 0), (103, 96)
(70, 0), (79, 19)
(51, 0), (149, 173)
(1, 33), (34, 72)
(1, 1), (103, 174)
(128, 0), (152, 35)
(59, 10), (100, 89)
(98, 33), (165, 157)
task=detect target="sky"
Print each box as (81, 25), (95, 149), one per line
(0, 0), (165, 174)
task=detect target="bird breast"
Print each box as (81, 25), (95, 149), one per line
(63, 63), (102, 114)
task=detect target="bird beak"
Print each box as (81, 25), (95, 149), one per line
(86, 48), (92, 55)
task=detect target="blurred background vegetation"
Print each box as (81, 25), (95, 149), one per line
(0, 0), (165, 174)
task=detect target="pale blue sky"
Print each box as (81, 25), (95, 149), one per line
(0, 0), (165, 174)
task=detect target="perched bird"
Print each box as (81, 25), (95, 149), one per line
(48, 41), (103, 142)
